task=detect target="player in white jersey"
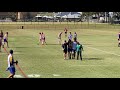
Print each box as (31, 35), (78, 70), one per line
(3, 32), (9, 48)
(7, 50), (18, 78)
(68, 32), (72, 41)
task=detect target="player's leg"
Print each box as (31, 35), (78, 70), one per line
(7, 67), (15, 78)
(69, 49), (72, 59)
(73, 50), (76, 59)
(6, 40), (9, 48)
(44, 38), (47, 44)
(58, 38), (60, 44)
(68, 49), (70, 59)
(3, 39), (5, 46)
(74, 50), (76, 59)
(41, 39), (44, 45)
(72, 50), (74, 59)
(77, 51), (79, 60)
(65, 50), (67, 60)
(65, 53), (67, 59)
(80, 51), (82, 60)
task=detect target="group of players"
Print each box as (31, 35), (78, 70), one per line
(0, 28), (83, 78)
(58, 28), (84, 60)
(38, 32), (47, 45)
(0, 30), (9, 52)
(0, 30), (15, 78)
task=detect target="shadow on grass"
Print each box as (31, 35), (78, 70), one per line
(10, 46), (40, 48)
(83, 58), (103, 60)
(45, 44), (60, 45)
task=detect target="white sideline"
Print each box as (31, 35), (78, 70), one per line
(14, 74), (61, 78)
(85, 46), (120, 57)
(53, 74), (61, 76)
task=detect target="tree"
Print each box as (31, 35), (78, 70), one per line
(8, 12), (17, 21)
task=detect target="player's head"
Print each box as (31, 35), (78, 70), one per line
(42, 32), (43, 34)
(39, 32), (41, 34)
(74, 38), (77, 41)
(6, 32), (8, 34)
(64, 40), (66, 43)
(70, 32), (71, 34)
(9, 49), (13, 54)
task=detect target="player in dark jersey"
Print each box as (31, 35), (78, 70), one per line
(62, 40), (68, 60)
(72, 38), (77, 59)
(64, 28), (68, 38)
(67, 39), (73, 59)
(76, 42), (83, 60)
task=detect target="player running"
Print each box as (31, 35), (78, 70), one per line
(58, 32), (63, 44)
(3, 32), (9, 48)
(64, 27), (68, 38)
(7, 50), (18, 78)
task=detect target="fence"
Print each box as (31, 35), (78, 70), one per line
(0, 21), (119, 30)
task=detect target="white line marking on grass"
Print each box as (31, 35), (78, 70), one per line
(53, 74), (61, 77)
(85, 46), (120, 57)
(14, 75), (23, 78)
(71, 65), (110, 67)
(27, 74), (40, 78)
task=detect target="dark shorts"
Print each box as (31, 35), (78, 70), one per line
(4, 39), (7, 42)
(8, 66), (15, 74)
(72, 49), (76, 52)
(68, 48), (72, 52)
(64, 49), (67, 54)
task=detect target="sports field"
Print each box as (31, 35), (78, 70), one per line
(1, 22), (120, 78)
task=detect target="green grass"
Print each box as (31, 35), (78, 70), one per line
(1, 23), (120, 78)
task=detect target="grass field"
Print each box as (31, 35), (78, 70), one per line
(1, 22), (120, 78)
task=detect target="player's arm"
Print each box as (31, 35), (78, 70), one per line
(62, 44), (64, 50)
(81, 45), (84, 51)
(10, 56), (18, 65)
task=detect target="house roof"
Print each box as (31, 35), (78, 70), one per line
(55, 12), (81, 18)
